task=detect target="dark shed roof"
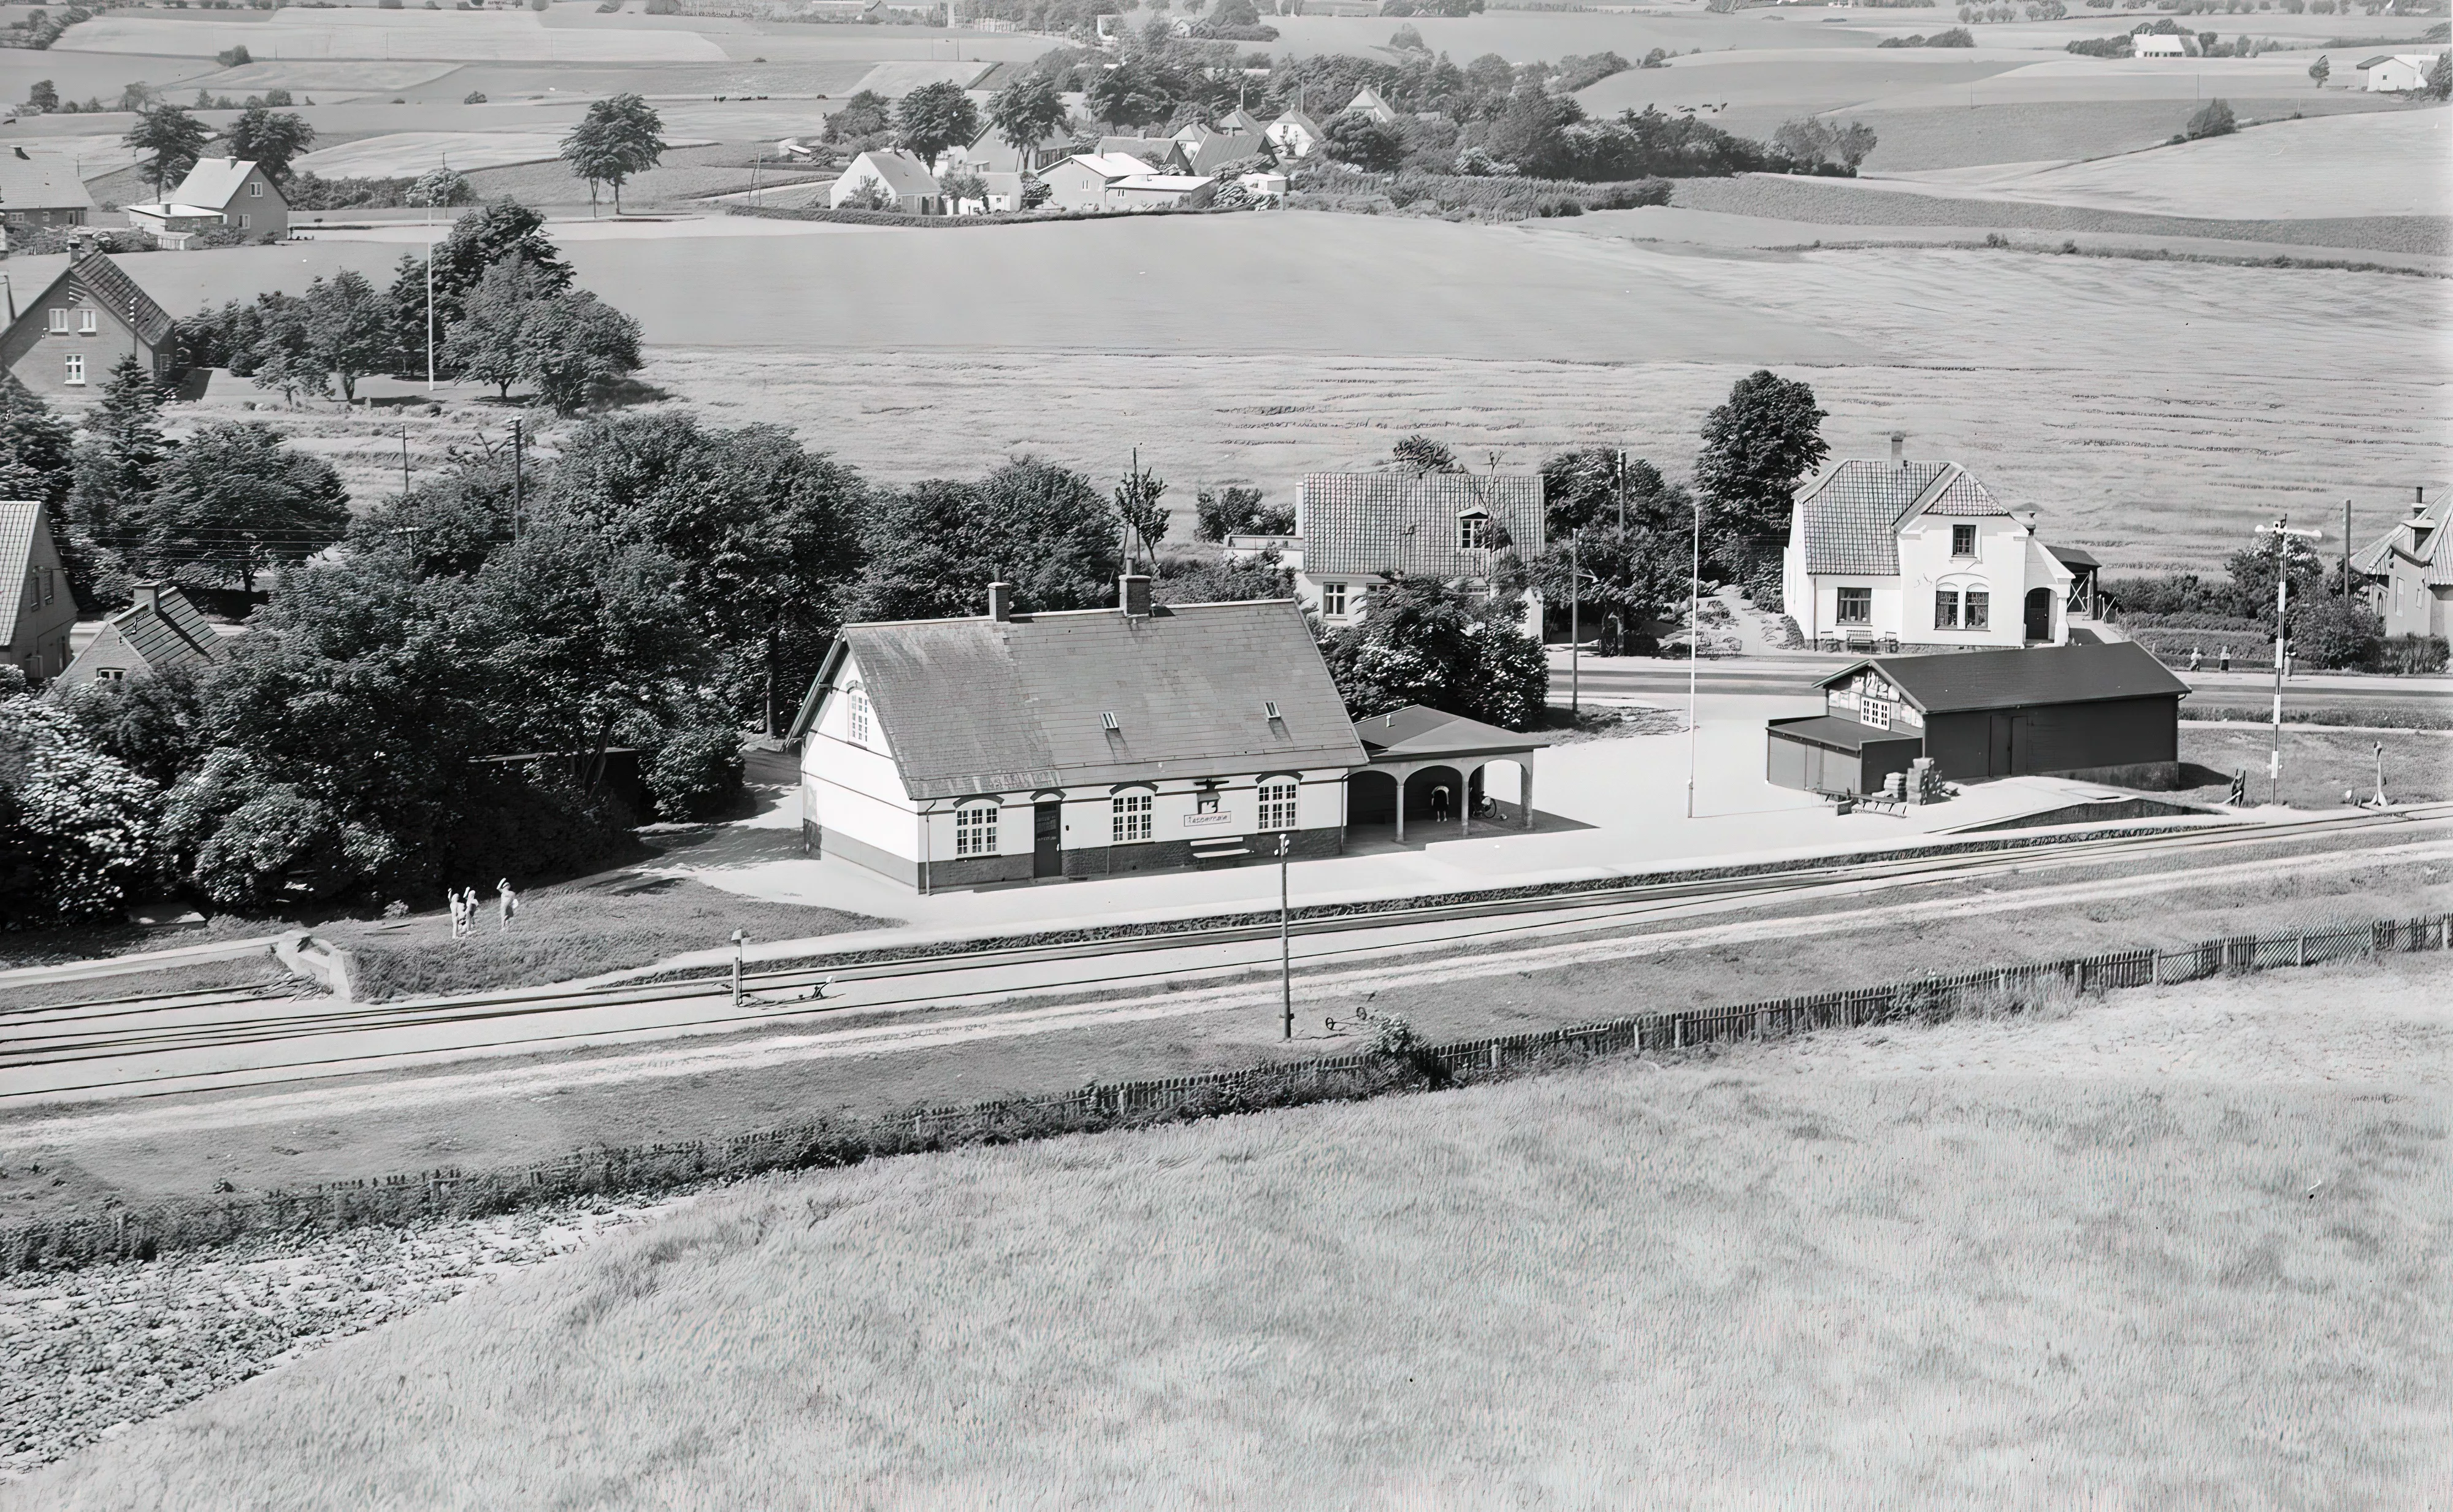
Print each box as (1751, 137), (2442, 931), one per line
(1355, 704), (1548, 762)
(2046, 544), (2100, 570)
(1766, 714), (1923, 753)
(1820, 641), (2187, 716)
(792, 599), (1369, 800)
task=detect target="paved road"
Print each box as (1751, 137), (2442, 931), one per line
(1550, 652), (2453, 719)
(5, 807), (2444, 1119)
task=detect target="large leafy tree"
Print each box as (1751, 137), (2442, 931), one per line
(124, 103), (209, 196)
(522, 289), (643, 414)
(1525, 524), (1689, 631)
(1087, 60), (1176, 131)
(851, 459), (1123, 623)
(988, 77), (1068, 169)
(439, 257), (544, 400)
(144, 422), (350, 589)
(0, 378), (75, 510)
(560, 92), (668, 215)
(1324, 111), (1404, 171)
(302, 269), (391, 403)
(824, 90), (894, 144)
(429, 199), (572, 324)
(550, 413), (866, 730)
(386, 251), (439, 382)
(1693, 369), (1827, 568)
(223, 106), (315, 183)
(897, 80), (980, 169)
(1540, 448), (1690, 536)
(1318, 574), (1547, 730)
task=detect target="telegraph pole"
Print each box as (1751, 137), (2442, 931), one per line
(2256, 516), (2322, 804)
(1568, 530), (1581, 716)
(510, 419), (524, 538)
(1686, 488), (1702, 819)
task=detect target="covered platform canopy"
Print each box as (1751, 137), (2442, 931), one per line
(1352, 705), (1548, 841)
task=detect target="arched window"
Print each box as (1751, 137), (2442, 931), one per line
(1257, 777), (1299, 831)
(954, 801), (998, 857)
(844, 684), (870, 746)
(1111, 787), (1154, 844)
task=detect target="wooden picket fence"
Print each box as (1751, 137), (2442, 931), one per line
(6, 911), (2446, 1272)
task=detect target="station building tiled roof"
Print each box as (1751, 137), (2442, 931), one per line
(1298, 472), (1544, 581)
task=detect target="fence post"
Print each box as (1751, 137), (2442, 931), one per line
(1488, 1043), (1502, 1071)
(2295, 933), (2306, 968)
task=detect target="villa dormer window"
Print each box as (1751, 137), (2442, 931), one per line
(1457, 510), (1488, 551)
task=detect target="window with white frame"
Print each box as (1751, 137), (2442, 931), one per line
(63, 354), (84, 385)
(1934, 589), (1961, 629)
(248, 180), (264, 197)
(1320, 581), (1347, 617)
(1951, 523), (1977, 557)
(47, 308), (66, 334)
(1456, 511), (1487, 551)
(1111, 790), (1153, 843)
(1964, 590), (1990, 630)
(1834, 586), (1871, 625)
(78, 308), (96, 334)
(237, 213), (251, 230)
(954, 803), (998, 857)
(1257, 779), (1298, 831)
(844, 687), (870, 746)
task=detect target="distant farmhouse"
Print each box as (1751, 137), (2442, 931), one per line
(829, 149), (944, 213)
(2356, 53), (2444, 91)
(124, 156), (287, 249)
(1781, 437), (2076, 652)
(1038, 151), (1218, 212)
(1344, 86), (1399, 124)
(1290, 471), (1547, 636)
(1265, 110), (1328, 159)
(0, 149), (94, 235)
(792, 576), (1371, 889)
(2351, 488), (2450, 640)
(0, 251), (176, 402)
(2131, 33), (2189, 58)
(55, 582), (231, 690)
(1, 500), (75, 682)
(1767, 641), (2188, 795)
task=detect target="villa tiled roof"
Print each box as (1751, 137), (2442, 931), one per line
(794, 598), (1368, 800)
(59, 252), (175, 347)
(112, 586), (226, 671)
(1298, 472), (1545, 580)
(846, 149), (938, 199)
(2352, 491), (2451, 585)
(0, 501), (40, 649)
(0, 154), (93, 213)
(1794, 459), (2013, 576)
(167, 157), (261, 212)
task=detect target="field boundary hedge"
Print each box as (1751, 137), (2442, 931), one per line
(7, 911), (2444, 1275)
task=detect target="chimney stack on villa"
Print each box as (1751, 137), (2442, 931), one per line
(1120, 571), (1152, 618)
(1889, 432), (1906, 465)
(132, 582), (161, 612)
(987, 581), (1013, 622)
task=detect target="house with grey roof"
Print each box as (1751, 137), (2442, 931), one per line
(0, 150), (94, 237)
(829, 149), (942, 213)
(1265, 110), (1328, 159)
(1780, 436), (2074, 653)
(126, 156), (286, 246)
(0, 251), (177, 403)
(2351, 487), (2451, 640)
(1, 500), (76, 682)
(1292, 471), (1546, 634)
(54, 582), (230, 690)
(788, 573), (1371, 890)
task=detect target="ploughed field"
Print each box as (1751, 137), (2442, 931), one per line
(9, 955), (2444, 1508)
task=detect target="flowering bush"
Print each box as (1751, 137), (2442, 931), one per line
(0, 695), (159, 926)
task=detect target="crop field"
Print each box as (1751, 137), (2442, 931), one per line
(55, 10), (730, 63)
(10, 953), (2444, 1508)
(1924, 110), (2453, 222)
(1848, 92), (2405, 174)
(292, 128), (714, 178)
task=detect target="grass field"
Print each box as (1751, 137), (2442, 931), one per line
(11, 952), (2444, 1507)
(1850, 93), (2404, 173)
(2176, 725), (2453, 809)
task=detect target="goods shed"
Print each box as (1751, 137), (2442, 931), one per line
(1769, 641), (2188, 790)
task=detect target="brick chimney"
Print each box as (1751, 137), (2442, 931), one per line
(132, 581), (161, 613)
(1119, 571), (1152, 617)
(987, 581), (1013, 622)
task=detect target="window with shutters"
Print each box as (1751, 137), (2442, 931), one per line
(954, 803), (998, 857)
(1111, 790), (1152, 843)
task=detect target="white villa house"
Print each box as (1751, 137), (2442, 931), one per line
(1265, 110), (1328, 159)
(790, 576), (1374, 890)
(124, 156), (286, 248)
(1781, 439), (2075, 652)
(2131, 33), (2189, 58)
(2357, 53), (2443, 91)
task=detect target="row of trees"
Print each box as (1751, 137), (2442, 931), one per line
(178, 200), (641, 413)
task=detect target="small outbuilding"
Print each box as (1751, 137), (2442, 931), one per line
(1349, 704), (1547, 840)
(1768, 640), (2189, 790)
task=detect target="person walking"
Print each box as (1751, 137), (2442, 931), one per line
(497, 879), (518, 932)
(2219, 644), (2231, 673)
(448, 889), (468, 940)
(2188, 646), (2202, 673)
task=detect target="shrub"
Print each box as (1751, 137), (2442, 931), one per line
(1368, 1010), (1420, 1059)
(2289, 594), (2382, 670)
(1301, 167), (1670, 220)
(646, 725), (744, 822)
(215, 44), (251, 66)
(2378, 634), (2450, 675)
(2184, 98), (2237, 139)
(0, 695), (158, 928)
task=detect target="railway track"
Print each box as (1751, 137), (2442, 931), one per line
(5, 804), (2446, 1098)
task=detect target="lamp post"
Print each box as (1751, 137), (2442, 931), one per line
(730, 929), (746, 1008)
(1277, 833), (1293, 1040)
(1686, 485), (1703, 819)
